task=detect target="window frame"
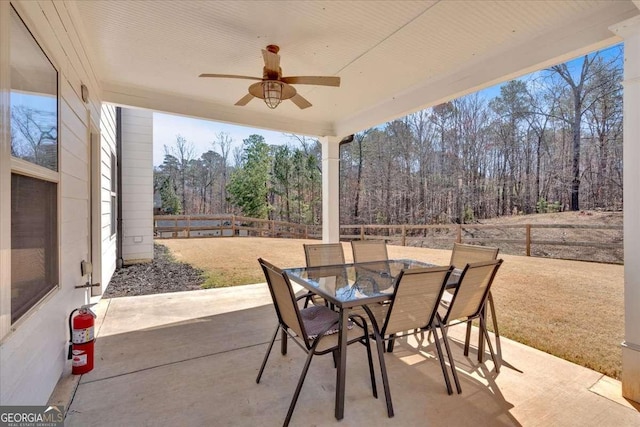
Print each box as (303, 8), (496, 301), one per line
(1, 3), (61, 335)
(110, 151), (117, 238)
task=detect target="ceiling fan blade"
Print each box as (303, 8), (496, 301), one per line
(290, 93), (312, 109)
(199, 73), (262, 81)
(281, 76), (340, 87)
(261, 49), (281, 74)
(235, 93), (254, 106)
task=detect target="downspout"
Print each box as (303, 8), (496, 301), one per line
(338, 134), (354, 240)
(116, 107), (124, 268)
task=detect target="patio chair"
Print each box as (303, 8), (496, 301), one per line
(449, 243), (500, 358)
(351, 239), (389, 263)
(303, 243), (346, 308)
(256, 258), (377, 427)
(435, 259), (503, 394)
(349, 240), (394, 326)
(361, 265), (455, 417)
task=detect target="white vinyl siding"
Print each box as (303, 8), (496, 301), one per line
(0, 0), (114, 405)
(99, 104), (117, 288)
(121, 108), (153, 263)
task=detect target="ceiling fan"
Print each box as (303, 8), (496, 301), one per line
(199, 45), (340, 110)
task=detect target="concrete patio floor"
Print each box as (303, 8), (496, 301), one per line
(56, 283), (640, 426)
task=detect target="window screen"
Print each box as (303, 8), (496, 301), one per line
(11, 174), (58, 323)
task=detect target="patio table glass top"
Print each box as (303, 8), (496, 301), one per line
(285, 259), (459, 308)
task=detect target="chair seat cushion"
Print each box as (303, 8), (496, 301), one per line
(301, 305), (352, 339)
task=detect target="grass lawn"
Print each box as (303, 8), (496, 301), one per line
(160, 237), (623, 380)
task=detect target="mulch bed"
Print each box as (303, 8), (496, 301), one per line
(103, 244), (205, 298)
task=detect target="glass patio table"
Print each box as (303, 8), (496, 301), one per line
(284, 259), (460, 420)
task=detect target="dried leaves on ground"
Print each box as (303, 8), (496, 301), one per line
(103, 244), (204, 298)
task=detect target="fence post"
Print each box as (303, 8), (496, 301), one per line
(526, 224), (531, 256)
(456, 225), (462, 243)
(173, 217), (178, 238)
(360, 225), (365, 240)
(271, 220), (275, 237)
(187, 216), (191, 238)
(402, 225), (406, 246)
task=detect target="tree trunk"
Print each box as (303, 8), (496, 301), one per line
(571, 99), (581, 211)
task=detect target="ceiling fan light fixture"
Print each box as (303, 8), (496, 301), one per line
(263, 80), (283, 109)
(200, 45), (338, 110)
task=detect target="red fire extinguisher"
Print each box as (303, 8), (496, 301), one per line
(68, 304), (97, 375)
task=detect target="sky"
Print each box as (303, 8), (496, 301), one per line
(152, 113), (294, 166)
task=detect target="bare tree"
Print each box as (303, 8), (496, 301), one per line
(213, 132), (233, 213)
(165, 135), (195, 213)
(549, 54), (600, 211)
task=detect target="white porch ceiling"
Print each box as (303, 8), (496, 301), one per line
(70, 0), (639, 138)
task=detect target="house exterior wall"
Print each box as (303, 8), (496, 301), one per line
(99, 104), (117, 285)
(121, 108), (154, 264)
(0, 0), (115, 405)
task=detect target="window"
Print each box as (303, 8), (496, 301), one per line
(9, 6), (59, 324)
(110, 152), (117, 237)
(11, 175), (58, 323)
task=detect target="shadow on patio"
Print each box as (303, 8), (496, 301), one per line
(61, 283), (639, 427)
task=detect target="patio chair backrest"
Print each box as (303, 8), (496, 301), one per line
(351, 240), (389, 263)
(258, 258), (306, 340)
(443, 259), (503, 324)
(449, 243), (499, 269)
(304, 243), (345, 267)
(304, 243), (349, 292)
(383, 265), (453, 336)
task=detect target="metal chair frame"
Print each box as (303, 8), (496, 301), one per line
(435, 259), (503, 394)
(256, 258), (377, 427)
(449, 243), (500, 360)
(361, 265), (455, 417)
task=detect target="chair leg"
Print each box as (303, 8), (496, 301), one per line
(487, 291), (502, 361)
(480, 315), (500, 373)
(257, 324), (280, 383)
(386, 334), (396, 353)
(430, 326), (453, 395)
(360, 305), (390, 415)
(281, 328), (288, 355)
(374, 334), (394, 418)
(464, 320), (472, 356)
(284, 346), (316, 427)
(437, 317), (461, 394)
(362, 332), (378, 398)
(332, 350), (338, 368)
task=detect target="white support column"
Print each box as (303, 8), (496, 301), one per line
(611, 15), (640, 404)
(320, 136), (341, 243)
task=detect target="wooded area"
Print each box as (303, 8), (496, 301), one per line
(154, 47), (623, 226)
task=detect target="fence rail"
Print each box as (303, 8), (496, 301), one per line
(154, 215), (322, 240)
(154, 215), (623, 263)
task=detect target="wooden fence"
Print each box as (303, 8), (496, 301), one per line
(154, 215), (322, 240)
(154, 215), (623, 263)
(340, 222), (623, 263)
